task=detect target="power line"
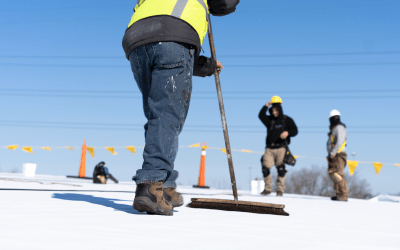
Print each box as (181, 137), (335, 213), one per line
(2, 119), (400, 129)
(220, 51), (400, 58)
(2, 51), (400, 59)
(0, 120), (399, 134)
(0, 123), (398, 134)
(226, 62), (400, 68)
(1, 62), (400, 68)
(0, 92), (399, 100)
(1, 88), (400, 95)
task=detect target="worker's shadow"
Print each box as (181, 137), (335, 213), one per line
(52, 193), (145, 215)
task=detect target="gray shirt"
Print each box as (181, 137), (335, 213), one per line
(327, 124), (347, 156)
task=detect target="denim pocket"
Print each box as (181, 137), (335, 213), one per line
(154, 42), (185, 69)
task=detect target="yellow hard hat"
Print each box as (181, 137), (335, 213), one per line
(271, 96), (282, 104)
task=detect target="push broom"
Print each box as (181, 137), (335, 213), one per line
(187, 15), (289, 216)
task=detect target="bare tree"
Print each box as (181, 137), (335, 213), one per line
(346, 172), (372, 199)
(282, 165), (371, 199)
(9, 167), (20, 173)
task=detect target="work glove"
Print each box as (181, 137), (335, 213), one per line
(208, 0), (240, 16)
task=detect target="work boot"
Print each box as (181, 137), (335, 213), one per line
(163, 188), (184, 207)
(133, 181), (173, 216)
(277, 192), (283, 197)
(260, 190), (271, 196)
(331, 196), (347, 202)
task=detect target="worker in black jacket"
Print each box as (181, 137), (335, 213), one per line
(93, 162), (118, 184)
(258, 96), (298, 196)
(122, 0), (240, 216)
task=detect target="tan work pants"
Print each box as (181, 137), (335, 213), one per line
(262, 147), (287, 194)
(328, 153), (348, 200)
(97, 175), (107, 184)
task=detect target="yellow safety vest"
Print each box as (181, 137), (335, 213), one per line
(330, 135), (346, 154)
(128, 0), (209, 45)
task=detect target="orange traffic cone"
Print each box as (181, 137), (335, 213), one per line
(193, 142), (210, 189)
(78, 139), (87, 177)
(66, 139), (91, 180)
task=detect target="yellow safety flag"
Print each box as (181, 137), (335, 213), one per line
(87, 147), (95, 158)
(5, 145), (18, 150)
(294, 155), (298, 159)
(372, 162), (383, 175)
(126, 146), (136, 154)
(65, 147), (74, 151)
(22, 146), (34, 154)
(189, 143), (200, 148)
(242, 149), (252, 153)
(201, 145), (209, 150)
(221, 148), (227, 154)
(395, 164), (400, 169)
(40, 147), (51, 151)
(105, 147), (117, 155)
(347, 160), (359, 176)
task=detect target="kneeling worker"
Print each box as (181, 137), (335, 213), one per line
(93, 162), (118, 184)
(258, 96), (298, 196)
(327, 109), (348, 201)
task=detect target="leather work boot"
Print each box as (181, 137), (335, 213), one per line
(277, 192), (283, 197)
(133, 181), (173, 216)
(331, 196), (348, 202)
(260, 190), (271, 196)
(163, 188), (184, 207)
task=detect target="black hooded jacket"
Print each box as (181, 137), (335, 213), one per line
(93, 162), (107, 183)
(258, 103), (298, 149)
(122, 0), (240, 77)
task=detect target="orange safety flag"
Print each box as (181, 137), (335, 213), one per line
(126, 146), (136, 154)
(372, 162), (383, 175)
(221, 148), (227, 154)
(347, 160), (359, 176)
(105, 147), (117, 155)
(22, 146), (34, 154)
(241, 149), (252, 153)
(5, 145), (18, 150)
(189, 143), (200, 148)
(40, 147), (51, 151)
(87, 147), (95, 158)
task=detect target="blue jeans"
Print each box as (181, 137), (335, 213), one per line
(129, 42), (194, 185)
(132, 170), (179, 188)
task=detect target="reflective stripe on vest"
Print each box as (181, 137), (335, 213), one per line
(128, 0), (209, 44)
(330, 135), (346, 154)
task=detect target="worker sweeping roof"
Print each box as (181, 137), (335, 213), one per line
(122, 0), (240, 216)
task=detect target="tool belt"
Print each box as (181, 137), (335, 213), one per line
(283, 141), (296, 166)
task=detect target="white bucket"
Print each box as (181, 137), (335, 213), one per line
(22, 163), (37, 177)
(251, 180), (265, 195)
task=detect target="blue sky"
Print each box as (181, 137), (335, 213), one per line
(1, 0), (399, 194)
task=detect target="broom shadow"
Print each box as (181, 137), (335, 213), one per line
(52, 193), (145, 215)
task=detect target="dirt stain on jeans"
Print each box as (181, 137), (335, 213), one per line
(183, 90), (190, 107)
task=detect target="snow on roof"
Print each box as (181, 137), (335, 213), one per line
(0, 173), (399, 250)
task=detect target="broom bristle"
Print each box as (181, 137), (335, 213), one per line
(187, 198), (289, 216)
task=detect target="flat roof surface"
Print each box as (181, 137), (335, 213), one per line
(1, 173), (399, 250)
